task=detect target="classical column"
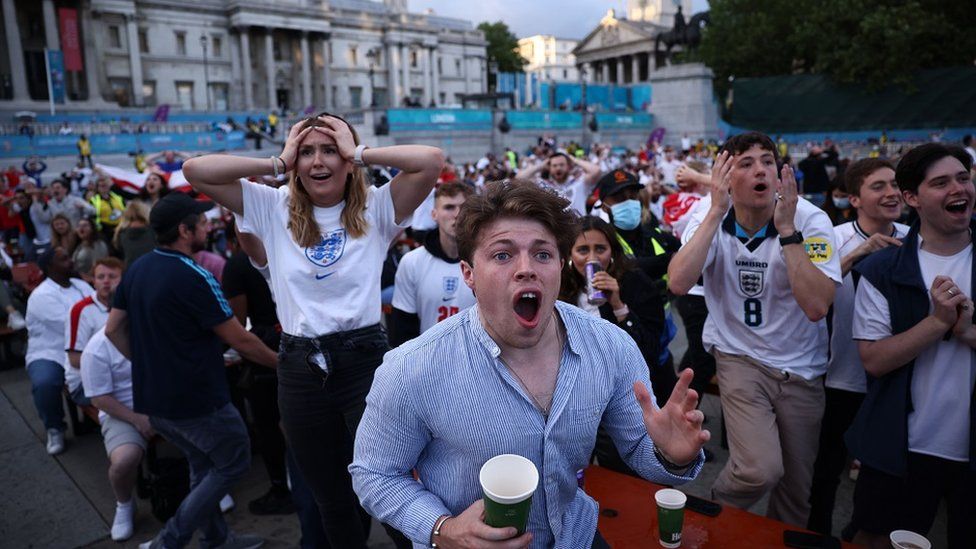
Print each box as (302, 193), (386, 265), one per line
(648, 51), (656, 74)
(462, 50), (471, 94)
(616, 57), (624, 84)
(601, 61), (609, 84)
(385, 41), (398, 107)
(322, 37), (333, 110)
(2, 0), (29, 100)
(300, 32), (311, 109)
(124, 15), (144, 106)
(430, 47), (440, 107)
(400, 43), (410, 103)
(228, 30), (243, 110)
(583, 62), (593, 83)
(42, 0), (59, 50)
(631, 55), (640, 83)
(421, 47), (432, 106)
(239, 29), (254, 110)
(79, 4), (100, 101)
(264, 29), (276, 110)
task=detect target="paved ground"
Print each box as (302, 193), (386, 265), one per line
(0, 315), (948, 548)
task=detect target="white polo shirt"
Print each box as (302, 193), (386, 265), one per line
(25, 277), (94, 367)
(540, 175), (591, 216)
(392, 247), (476, 333)
(241, 181), (408, 337)
(80, 327), (133, 423)
(684, 197), (842, 378)
(853, 241), (975, 462)
(826, 220), (908, 393)
(64, 295), (110, 393)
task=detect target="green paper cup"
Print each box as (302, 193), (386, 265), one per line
(655, 488), (687, 548)
(479, 454), (539, 534)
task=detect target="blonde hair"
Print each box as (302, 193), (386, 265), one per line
(113, 200), (151, 249)
(287, 113), (369, 247)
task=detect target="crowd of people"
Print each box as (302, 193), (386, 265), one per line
(2, 119), (974, 549)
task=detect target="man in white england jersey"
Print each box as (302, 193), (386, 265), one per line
(669, 132), (842, 527)
(390, 182), (477, 346)
(807, 158), (908, 536)
(518, 151), (602, 216)
(847, 144), (975, 548)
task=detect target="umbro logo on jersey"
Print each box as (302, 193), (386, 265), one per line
(738, 269), (764, 297)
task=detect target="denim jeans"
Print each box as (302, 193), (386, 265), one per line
(277, 324), (388, 549)
(26, 360), (65, 431)
(150, 402), (251, 549)
(287, 449), (329, 549)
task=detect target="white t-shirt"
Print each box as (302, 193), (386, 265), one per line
(392, 246), (476, 332)
(25, 278), (95, 366)
(853, 243), (975, 462)
(540, 175), (590, 216)
(686, 198), (843, 378)
(657, 158), (684, 186)
(410, 190), (437, 231)
(681, 195), (713, 297)
(80, 327), (134, 423)
(241, 181), (408, 336)
(825, 220), (909, 393)
(64, 295), (110, 393)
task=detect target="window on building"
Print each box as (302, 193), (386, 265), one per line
(175, 81), (194, 110)
(212, 35), (222, 58)
(109, 26), (122, 49)
(563, 69), (568, 79)
(273, 39), (283, 61)
(374, 87), (388, 107)
(210, 83), (229, 110)
(142, 81), (157, 106)
(107, 78), (132, 106)
(437, 57), (442, 75)
(138, 29), (149, 53)
(410, 50), (418, 68)
(349, 46), (358, 67)
(455, 58), (461, 74)
(175, 32), (186, 55)
(350, 86), (363, 108)
(439, 92), (446, 105)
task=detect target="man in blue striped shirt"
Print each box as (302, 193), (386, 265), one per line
(107, 193), (277, 549)
(352, 180), (709, 548)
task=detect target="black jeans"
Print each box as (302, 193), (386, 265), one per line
(807, 386), (864, 535)
(675, 294), (716, 397)
(277, 325), (401, 549)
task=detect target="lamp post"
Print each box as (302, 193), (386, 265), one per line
(366, 47), (380, 107)
(579, 65), (587, 112)
(200, 35), (211, 111)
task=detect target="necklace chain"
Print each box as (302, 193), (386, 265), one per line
(499, 312), (564, 417)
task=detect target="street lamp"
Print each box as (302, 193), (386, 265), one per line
(366, 47), (380, 107)
(200, 35), (211, 111)
(579, 65), (588, 111)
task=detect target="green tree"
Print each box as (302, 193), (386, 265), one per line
(699, 0), (976, 93)
(477, 21), (527, 73)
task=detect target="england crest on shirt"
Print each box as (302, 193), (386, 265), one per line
(443, 276), (459, 299)
(305, 229), (346, 268)
(738, 269), (764, 297)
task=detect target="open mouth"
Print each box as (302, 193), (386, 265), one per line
(946, 199), (969, 214)
(753, 183), (768, 193)
(512, 291), (541, 328)
(309, 173), (332, 182)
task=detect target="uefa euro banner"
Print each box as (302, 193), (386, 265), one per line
(506, 111), (583, 130)
(386, 109), (493, 132)
(595, 113), (654, 129)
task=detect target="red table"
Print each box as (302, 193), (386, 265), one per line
(586, 465), (860, 548)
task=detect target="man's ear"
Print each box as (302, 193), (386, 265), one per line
(460, 259), (475, 295)
(848, 193), (862, 210)
(902, 189), (919, 209)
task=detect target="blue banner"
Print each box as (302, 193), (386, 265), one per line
(0, 130), (246, 158)
(46, 50), (66, 104)
(506, 111), (582, 130)
(386, 109), (492, 132)
(596, 113), (654, 129)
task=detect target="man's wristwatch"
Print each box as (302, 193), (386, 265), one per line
(353, 144), (369, 167)
(779, 231), (804, 247)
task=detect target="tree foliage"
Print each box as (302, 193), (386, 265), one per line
(477, 21), (527, 73)
(699, 0), (976, 93)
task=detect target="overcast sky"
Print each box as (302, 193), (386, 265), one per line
(409, 0), (710, 40)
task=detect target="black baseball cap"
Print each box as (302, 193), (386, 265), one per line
(149, 192), (214, 235)
(597, 169), (642, 201)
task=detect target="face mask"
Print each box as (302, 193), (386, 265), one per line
(610, 199), (642, 230)
(832, 196), (850, 209)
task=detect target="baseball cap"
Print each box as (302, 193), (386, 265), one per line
(597, 169), (642, 201)
(149, 192), (214, 235)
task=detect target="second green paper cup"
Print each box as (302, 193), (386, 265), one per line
(655, 488), (687, 548)
(479, 454), (539, 534)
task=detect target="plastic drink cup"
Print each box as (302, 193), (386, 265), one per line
(479, 454), (539, 534)
(655, 488), (687, 548)
(889, 530), (931, 549)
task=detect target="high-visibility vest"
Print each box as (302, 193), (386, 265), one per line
(90, 192), (126, 229)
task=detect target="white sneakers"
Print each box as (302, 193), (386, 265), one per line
(111, 500), (135, 541)
(6, 310), (25, 330)
(46, 428), (64, 455)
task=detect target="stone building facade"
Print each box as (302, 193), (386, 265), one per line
(0, 0), (487, 112)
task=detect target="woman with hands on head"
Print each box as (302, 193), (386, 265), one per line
(183, 112), (444, 548)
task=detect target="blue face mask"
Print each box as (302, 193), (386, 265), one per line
(610, 199), (642, 230)
(832, 196), (851, 210)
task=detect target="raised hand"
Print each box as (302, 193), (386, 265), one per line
(931, 275), (967, 330)
(313, 115), (358, 162)
(708, 151), (733, 213)
(635, 369), (710, 466)
(853, 233), (903, 257)
(774, 163), (799, 235)
(278, 120), (315, 171)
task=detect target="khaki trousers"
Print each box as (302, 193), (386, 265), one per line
(711, 349), (825, 527)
